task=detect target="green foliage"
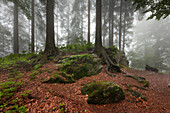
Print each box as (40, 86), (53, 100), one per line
(131, 0), (170, 20)
(29, 70), (39, 80)
(7, 105), (28, 113)
(29, 63), (43, 80)
(58, 54), (92, 68)
(0, 81), (23, 112)
(33, 63), (43, 70)
(0, 81), (23, 100)
(0, 53), (37, 69)
(59, 42), (94, 53)
(59, 102), (65, 112)
(0, 80), (29, 112)
(20, 90), (31, 97)
(9, 69), (23, 79)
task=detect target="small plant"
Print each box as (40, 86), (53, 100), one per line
(53, 107), (56, 111)
(0, 81), (28, 113)
(59, 102), (65, 112)
(0, 53), (37, 69)
(20, 90), (31, 97)
(12, 98), (18, 103)
(34, 63), (43, 70)
(0, 81), (23, 100)
(29, 70), (39, 80)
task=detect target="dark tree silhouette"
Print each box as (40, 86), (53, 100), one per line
(94, 0), (121, 74)
(42, 0), (58, 62)
(31, 0), (35, 53)
(88, 0), (91, 43)
(14, 1), (19, 54)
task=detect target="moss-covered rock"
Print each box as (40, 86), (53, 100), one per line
(42, 76), (66, 83)
(42, 72), (75, 84)
(105, 46), (129, 67)
(81, 81), (125, 105)
(57, 54), (103, 80)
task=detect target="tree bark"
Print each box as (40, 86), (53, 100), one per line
(94, 0), (121, 74)
(56, 6), (59, 46)
(102, 15), (106, 47)
(14, 2), (19, 54)
(109, 0), (114, 47)
(43, 0), (58, 62)
(67, 3), (70, 44)
(88, 0), (91, 43)
(119, 0), (123, 51)
(122, 12), (126, 52)
(31, 0), (35, 53)
(81, 2), (84, 38)
(94, 0), (102, 55)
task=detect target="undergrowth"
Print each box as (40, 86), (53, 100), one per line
(0, 53), (37, 69)
(0, 81), (29, 113)
(29, 63), (43, 80)
(59, 42), (93, 53)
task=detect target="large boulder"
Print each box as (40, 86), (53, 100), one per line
(81, 81), (125, 104)
(57, 54), (103, 80)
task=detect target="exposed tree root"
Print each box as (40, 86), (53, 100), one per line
(93, 47), (121, 77)
(40, 48), (59, 64)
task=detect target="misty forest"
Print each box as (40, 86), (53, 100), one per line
(0, 0), (170, 112)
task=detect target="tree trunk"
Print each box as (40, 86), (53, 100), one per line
(94, 0), (102, 55)
(14, 2), (19, 54)
(81, 3), (84, 38)
(67, 3), (70, 44)
(43, 0), (58, 62)
(112, 1), (115, 46)
(119, 0), (123, 51)
(102, 15), (106, 47)
(31, 0), (35, 53)
(122, 12), (126, 52)
(109, 0), (113, 47)
(56, 6), (59, 46)
(88, 0), (91, 43)
(94, 0), (121, 74)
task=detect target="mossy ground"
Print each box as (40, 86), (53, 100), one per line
(0, 53), (37, 69)
(0, 52), (169, 112)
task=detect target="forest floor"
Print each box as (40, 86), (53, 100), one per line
(0, 60), (170, 113)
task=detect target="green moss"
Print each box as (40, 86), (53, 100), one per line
(57, 54), (103, 80)
(0, 53), (37, 69)
(127, 89), (147, 101)
(57, 72), (75, 83)
(143, 81), (149, 87)
(81, 81), (125, 104)
(42, 76), (66, 83)
(0, 81), (23, 107)
(59, 42), (94, 54)
(29, 70), (39, 80)
(33, 63), (43, 70)
(124, 75), (149, 87)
